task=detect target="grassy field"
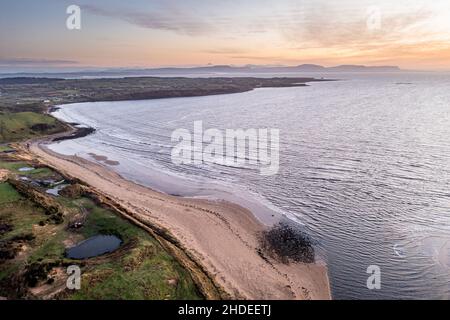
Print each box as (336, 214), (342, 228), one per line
(0, 145), (14, 152)
(0, 184), (48, 285)
(68, 198), (200, 300)
(0, 182), (22, 205)
(0, 160), (54, 179)
(0, 159), (201, 300)
(0, 112), (65, 143)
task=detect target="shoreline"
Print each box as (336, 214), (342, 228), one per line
(12, 79), (333, 299)
(17, 130), (332, 300)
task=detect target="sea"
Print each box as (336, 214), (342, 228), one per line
(49, 72), (450, 299)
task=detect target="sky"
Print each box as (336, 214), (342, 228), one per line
(1, 0), (450, 72)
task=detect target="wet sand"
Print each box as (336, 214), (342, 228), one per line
(88, 153), (120, 166)
(26, 139), (331, 300)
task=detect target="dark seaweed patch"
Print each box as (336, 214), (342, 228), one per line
(260, 221), (315, 264)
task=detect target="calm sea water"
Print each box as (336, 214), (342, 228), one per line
(50, 72), (450, 299)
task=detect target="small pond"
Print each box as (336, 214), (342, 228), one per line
(46, 183), (69, 196)
(65, 235), (122, 259)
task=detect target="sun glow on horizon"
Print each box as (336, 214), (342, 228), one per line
(1, 0), (450, 71)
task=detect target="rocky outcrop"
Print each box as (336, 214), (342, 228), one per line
(0, 169), (9, 182)
(59, 183), (85, 198)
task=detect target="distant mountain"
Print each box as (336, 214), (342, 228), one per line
(0, 64), (404, 79)
(137, 64), (400, 73)
(295, 64), (327, 71)
(327, 65), (401, 72)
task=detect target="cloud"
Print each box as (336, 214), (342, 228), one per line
(230, 54), (287, 61)
(270, 3), (450, 66)
(0, 58), (79, 66)
(82, 2), (444, 51)
(203, 48), (247, 54)
(279, 5), (437, 49)
(83, 4), (215, 36)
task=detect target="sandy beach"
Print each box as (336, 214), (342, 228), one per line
(23, 138), (331, 300)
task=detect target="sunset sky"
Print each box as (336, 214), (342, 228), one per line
(1, 0), (450, 72)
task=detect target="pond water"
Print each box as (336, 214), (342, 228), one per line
(46, 183), (69, 196)
(66, 235), (122, 259)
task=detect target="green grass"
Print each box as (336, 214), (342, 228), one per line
(0, 264), (21, 283)
(70, 252), (201, 300)
(0, 179), (201, 300)
(0, 160), (54, 179)
(28, 230), (68, 263)
(67, 198), (201, 300)
(27, 168), (54, 179)
(0, 193), (47, 288)
(0, 145), (13, 152)
(0, 197), (45, 242)
(77, 198), (143, 241)
(0, 160), (27, 171)
(0, 183), (22, 205)
(0, 112), (64, 143)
